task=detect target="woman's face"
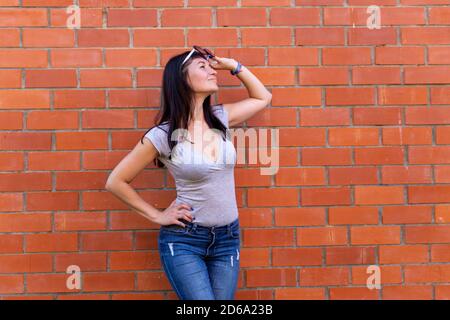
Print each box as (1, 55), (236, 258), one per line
(186, 57), (218, 93)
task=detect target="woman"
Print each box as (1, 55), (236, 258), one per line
(105, 46), (272, 300)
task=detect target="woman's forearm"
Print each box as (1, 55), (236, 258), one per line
(235, 64), (272, 101)
(106, 181), (161, 223)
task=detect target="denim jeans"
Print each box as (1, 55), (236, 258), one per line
(158, 218), (240, 300)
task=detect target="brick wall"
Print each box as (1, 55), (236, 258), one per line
(0, 0), (449, 300)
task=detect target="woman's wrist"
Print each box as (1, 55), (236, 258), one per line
(147, 208), (163, 224)
(230, 60), (239, 71)
(230, 60), (243, 75)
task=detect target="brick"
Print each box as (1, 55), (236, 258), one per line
(296, 27), (345, 45)
(382, 127), (432, 145)
(242, 28), (291, 46)
(25, 233), (78, 252)
(301, 187), (351, 206)
(326, 87), (375, 105)
(105, 49), (157, 67)
(323, 47), (371, 65)
(275, 208), (325, 226)
(55, 212), (107, 232)
(0, 70), (20, 88)
(353, 106), (403, 127)
(297, 226), (348, 246)
(329, 206), (378, 225)
(80, 69), (132, 87)
(108, 8), (157, 27)
(300, 67), (348, 85)
(55, 252), (107, 272)
(25, 69), (77, 88)
(405, 66), (450, 84)
(381, 166), (433, 185)
(0, 213), (51, 232)
(54, 90), (106, 108)
(354, 147), (404, 165)
(301, 148), (352, 165)
(269, 47), (318, 66)
(162, 8), (211, 27)
(247, 268), (296, 287)
(402, 27), (450, 45)
(51, 49), (102, 67)
(379, 245), (428, 264)
(326, 247), (376, 265)
(0, 49), (47, 67)
(351, 226), (401, 245)
(300, 267), (349, 286)
(243, 228), (295, 247)
(329, 127), (379, 146)
(81, 232), (133, 251)
(382, 285), (433, 300)
(408, 186), (450, 204)
(0, 9), (47, 27)
(410, 146), (450, 164)
(378, 87), (428, 105)
(355, 186), (404, 205)
(376, 46), (425, 65)
(78, 29), (129, 47)
(248, 188), (298, 206)
(270, 8), (320, 26)
(23, 29), (74, 47)
(405, 226), (450, 244)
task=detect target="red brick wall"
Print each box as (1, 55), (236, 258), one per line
(0, 0), (450, 300)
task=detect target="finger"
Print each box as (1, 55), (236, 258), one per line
(176, 220), (186, 228)
(209, 56), (219, 63)
(177, 203), (192, 211)
(180, 209), (192, 217)
(179, 209), (193, 219)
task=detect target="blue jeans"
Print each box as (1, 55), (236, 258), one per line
(158, 218), (240, 300)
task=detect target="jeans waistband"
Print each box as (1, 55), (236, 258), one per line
(162, 218), (239, 233)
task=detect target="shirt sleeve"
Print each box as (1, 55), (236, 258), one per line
(144, 125), (170, 159)
(211, 104), (229, 128)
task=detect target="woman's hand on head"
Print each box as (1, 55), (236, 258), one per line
(154, 199), (194, 227)
(208, 56), (238, 71)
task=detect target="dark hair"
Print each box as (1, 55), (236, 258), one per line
(140, 50), (228, 168)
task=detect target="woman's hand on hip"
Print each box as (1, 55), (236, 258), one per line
(154, 199), (194, 227)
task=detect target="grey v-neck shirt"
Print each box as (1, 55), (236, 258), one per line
(144, 104), (239, 227)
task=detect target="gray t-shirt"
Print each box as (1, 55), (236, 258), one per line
(144, 104), (238, 227)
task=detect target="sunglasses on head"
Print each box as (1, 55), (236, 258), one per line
(181, 45), (216, 66)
